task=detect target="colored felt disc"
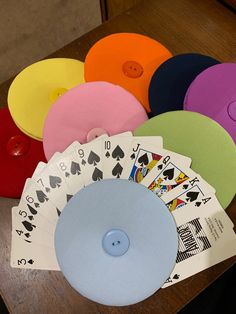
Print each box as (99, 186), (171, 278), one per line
(134, 111), (236, 209)
(184, 63), (236, 143)
(149, 53), (220, 116)
(84, 33), (172, 112)
(55, 180), (178, 306)
(0, 107), (46, 198)
(43, 81), (148, 160)
(8, 58), (84, 140)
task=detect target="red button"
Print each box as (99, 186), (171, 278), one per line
(87, 128), (108, 142)
(122, 61), (144, 78)
(7, 135), (30, 156)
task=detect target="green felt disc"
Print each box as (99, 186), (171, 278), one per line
(134, 111), (236, 209)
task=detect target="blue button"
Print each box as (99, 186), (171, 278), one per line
(102, 229), (130, 257)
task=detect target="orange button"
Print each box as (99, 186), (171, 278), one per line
(7, 135), (30, 156)
(122, 61), (144, 78)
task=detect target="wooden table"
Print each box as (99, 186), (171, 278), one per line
(0, 0), (235, 313)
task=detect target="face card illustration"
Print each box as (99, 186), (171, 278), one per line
(34, 162), (73, 212)
(12, 208), (55, 248)
(161, 175), (215, 211)
(129, 149), (164, 183)
(120, 138), (165, 181)
(102, 132), (133, 179)
(74, 135), (108, 186)
(147, 162), (193, 197)
(11, 230), (59, 270)
(22, 178), (59, 223)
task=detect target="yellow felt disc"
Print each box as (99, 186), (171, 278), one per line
(8, 58), (84, 140)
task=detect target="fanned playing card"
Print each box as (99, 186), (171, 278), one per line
(162, 195), (236, 287)
(10, 132), (236, 275)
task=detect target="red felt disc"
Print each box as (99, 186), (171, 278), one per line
(0, 107), (46, 198)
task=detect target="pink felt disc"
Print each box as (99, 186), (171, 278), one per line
(43, 82), (148, 160)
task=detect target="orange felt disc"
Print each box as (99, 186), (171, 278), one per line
(84, 33), (172, 112)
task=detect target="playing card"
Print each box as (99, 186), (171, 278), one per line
(73, 135), (108, 186)
(102, 132), (134, 179)
(162, 196), (236, 287)
(21, 178), (59, 223)
(12, 207), (55, 248)
(14, 198), (55, 233)
(55, 142), (86, 194)
(143, 162), (197, 197)
(34, 162), (73, 212)
(121, 138), (190, 184)
(161, 175), (216, 211)
(11, 231), (59, 270)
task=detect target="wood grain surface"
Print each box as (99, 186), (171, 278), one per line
(0, 0), (235, 313)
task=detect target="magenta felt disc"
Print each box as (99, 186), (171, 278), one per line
(43, 82), (148, 160)
(184, 63), (236, 143)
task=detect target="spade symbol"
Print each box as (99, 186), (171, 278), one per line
(163, 168), (174, 180)
(173, 274), (180, 280)
(27, 204), (37, 215)
(105, 151), (110, 158)
(45, 187), (50, 193)
(112, 145), (124, 161)
(88, 151), (100, 166)
(186, 191), (199, 202)
(65, 172), (70, 177)
(28, 259), (34, 265)
(130, 153), (135, 160)
(183, 184), (189, 190)
(71, 161), (81, 175)
(112, 163), (123, 178)
(67, 194), (73, 202)
(28, 216), (34, 221)
(25, 233), (31, 238)
(82, 159), (86, 165)
(36, 190), (49, 203)
(22, 221), (36, 232)
(56, 208), (61, 217)
(157, 164), (163, 170)
(195, 202), (201, 207)
(34, 203), (39, 208)
(49, 176), (62, 188)
(138, 153), (149, 166)
(92, 167), (103, 181)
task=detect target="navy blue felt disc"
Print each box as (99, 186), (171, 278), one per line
(148, 53), (220, 116)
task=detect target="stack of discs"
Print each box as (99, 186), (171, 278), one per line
(0, 107), (46, 198)
(184, 63), (236, 143)
(148, 53), (220, 115)
(43, 81), (148, 160)
(8, 58), (85, 140)
(84, 33), (173, 112)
